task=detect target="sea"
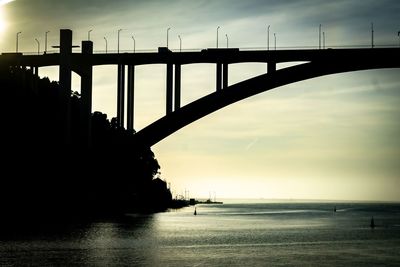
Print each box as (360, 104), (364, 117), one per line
(0, 201), (399, 266)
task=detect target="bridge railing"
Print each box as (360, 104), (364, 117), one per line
(5, 44), (400, 56)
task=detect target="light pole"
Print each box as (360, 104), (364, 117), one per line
(16, 31), (22, 53)
(117, 29), (122, 53)
(319, 24), (322, 49)
(216, 26), (220, 48)
(398, 31), (400, 47)
(178, 35), (182, 52)
(274, 33), (276, 50)
(35, 38), (40, 55)
(267, 25), (270, 50)
(371, 22), (374, 48)
(88, 29), (93, 41)
(166, 27), (171, 48)
(132, 35), (136, 53)
(104, 37), (108, 53)
(323, 31), (325, 49)
(225, 34), (229, 48)
(45, 31), (49, 54)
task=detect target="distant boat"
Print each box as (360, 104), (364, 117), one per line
(194, 207), (197, 216)
(370, 216), (375, 229)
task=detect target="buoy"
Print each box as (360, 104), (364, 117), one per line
(194, 207), (197, 216)
(370, 216), (375, 229)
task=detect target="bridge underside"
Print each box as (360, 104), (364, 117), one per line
(134, 55), (400, 147)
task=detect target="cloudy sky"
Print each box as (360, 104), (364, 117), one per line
(1, 0), (400, 201)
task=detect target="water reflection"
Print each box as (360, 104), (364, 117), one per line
(1, 203), (399, 266)
(84, 214), (159, 266)
(0, 214), (158, 266)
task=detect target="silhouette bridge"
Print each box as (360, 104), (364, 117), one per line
(1, 29), (399, 147)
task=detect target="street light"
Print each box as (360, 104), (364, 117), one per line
(166, 27), (171, 48)
(35, 38), (40, 55)
(132, 35), (136, 53)
(267, 25), (270, 50)
(225, 34), (229, 48)
(178, 35), (182, 52)
(398, 31), (400, 47)
(319, 24), (322, 49)
(45, 31), (50, 54)
(274, 33), (276, 50)
(117, 29), (122, 53)
(216, 26), (220, 48)
(371, 22), (374, 48)
(16, 31), (22, 53)
(88, 29), (93, 41)
(104, 37), (108, 53)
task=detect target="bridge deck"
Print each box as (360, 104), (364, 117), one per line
(1, 48), (399, 68)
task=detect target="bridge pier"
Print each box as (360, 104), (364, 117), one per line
(268, 61), (276, 73)
(223, 63), (228, 89)
(127, 65), (135, 132)
(30, 66), (39, 94)
(117, 64), (125, 128)
(80, 40), (93, 146)
(33, 66), (39, 77)
(166, 63), (173, 114)
(216, 63), (222, 91)
(216, 63), (229, 91)
(59, 29), (72, 145)
(174, 64), (181, 110)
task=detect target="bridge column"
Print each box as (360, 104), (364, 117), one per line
(127, 65), (135, 132)
(174, 64), (181, 110)
(268, 61), (276, 73)
(117, 64), (125, 128)
(216, 63), (222, 91)
(59, 29), (72, 145)
(80, 41), (93, 146)
(166, 63), (173, 114)
(30, 66), (39, 94)
(33, 66), (39, 77)
(223, 63), (228, 89)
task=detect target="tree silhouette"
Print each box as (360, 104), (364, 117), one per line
(0, 66), (172, 221)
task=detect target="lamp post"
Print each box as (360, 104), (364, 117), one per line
(16, 31), (22, 53)
(35, 38), (40, 55)
(132, 35), (136, 53)
(274, 33), (276, 50)
(45, 31), (49, 54)
(167, 27), (171, 48)
(319, 24), (322, 49)
(104, 37), (108, 53)
(225, 34), (229, 48)
(88, 29), (93, 41)
(398, 31), (400, 47)
(117, 29), (122, 53)
(216, 26), (220, 48)
(267, 25), (270, 50)
(178, 35), (182, 52)
(371, 22), (374, 48)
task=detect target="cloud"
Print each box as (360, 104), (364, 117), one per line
(0, 0), (14, 6)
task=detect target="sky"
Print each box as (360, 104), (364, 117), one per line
(1, 0), (400, 201)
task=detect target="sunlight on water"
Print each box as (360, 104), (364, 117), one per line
(0, 203), (399, 266)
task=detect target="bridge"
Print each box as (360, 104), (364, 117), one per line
(1, 29), (399, 147)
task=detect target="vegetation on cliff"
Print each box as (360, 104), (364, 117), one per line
(0, 66), (172, 220)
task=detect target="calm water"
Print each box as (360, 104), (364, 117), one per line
(1, 202), (400, 266)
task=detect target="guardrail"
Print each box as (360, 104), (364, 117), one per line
(3, 44), (399, 56)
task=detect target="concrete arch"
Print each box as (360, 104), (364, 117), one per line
(134, 57), (400, 147)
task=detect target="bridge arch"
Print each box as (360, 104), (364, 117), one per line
(134, 56), (400, 147)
